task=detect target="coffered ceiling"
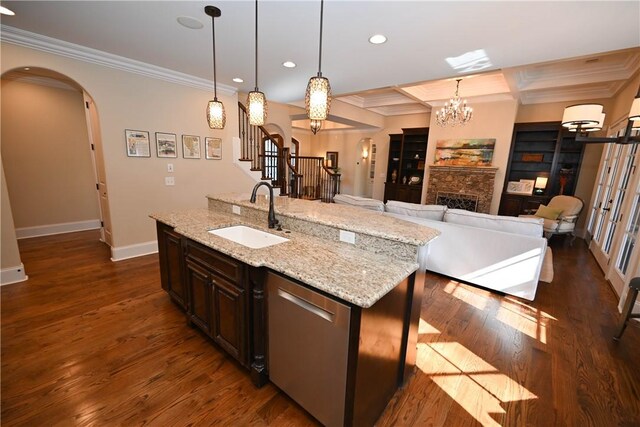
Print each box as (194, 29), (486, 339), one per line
(2, 1), (639, 122)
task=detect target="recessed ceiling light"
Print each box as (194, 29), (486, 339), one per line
(24, 67), (30, 71)
(282, 61), (296, 68)
(177, 16), (203, 29)
(368, 34), (387, 44)
(233, 77), (244, 83)
(0, 6), (15, 16)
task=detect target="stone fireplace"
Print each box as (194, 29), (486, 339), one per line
(426, 165), (498, 214)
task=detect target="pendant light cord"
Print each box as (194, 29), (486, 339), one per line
(254, 0), (259, 91)
(317, 0), (324, 76)
(212, 13), (218, 100)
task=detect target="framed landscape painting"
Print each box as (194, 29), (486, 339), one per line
(434, 138), (496, 166)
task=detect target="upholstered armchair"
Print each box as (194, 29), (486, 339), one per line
(520, 195), (584, 241)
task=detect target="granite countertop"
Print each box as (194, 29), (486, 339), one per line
(150, 208), (423, 308)
(208, 193), (439, 246)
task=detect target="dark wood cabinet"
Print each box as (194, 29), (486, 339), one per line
(157, 222), (187, 310)
(185, 259), (213, 335)
(499, 122), (585, 216)
(156, 222), (250, 368)
(384, 127), (429, 203)
(185, 239), (249, 367)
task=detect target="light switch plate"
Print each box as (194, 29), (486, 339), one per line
(339, 230), (356, 244)
(232, 205), (241, 215)
(165, 177), (175, 186)
(167, 163), (174, 173)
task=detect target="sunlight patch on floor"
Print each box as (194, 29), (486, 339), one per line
(416, 320), (537, 426)
(419, 318), (441, 335)
(443, 280), (490, 311)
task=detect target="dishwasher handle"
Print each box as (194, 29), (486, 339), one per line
(277, 288), (334, 322)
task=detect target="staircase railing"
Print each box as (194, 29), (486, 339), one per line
(320, 162), (341, 203)
(238, 102), (287, 194)
(236, 102), (339, 202)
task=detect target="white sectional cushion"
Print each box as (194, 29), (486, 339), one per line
(385, 201), (447, 221)
(444, 209), (543, 237)
(333, 194), (385, 212)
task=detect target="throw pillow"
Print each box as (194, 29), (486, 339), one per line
(535, 204), (563, 220)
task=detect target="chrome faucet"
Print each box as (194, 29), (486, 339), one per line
(250, 182), (279, 229)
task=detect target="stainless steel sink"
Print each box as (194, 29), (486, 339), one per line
(208, 225), (289, 249)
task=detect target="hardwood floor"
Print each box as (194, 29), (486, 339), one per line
(2, 231), (639, 426)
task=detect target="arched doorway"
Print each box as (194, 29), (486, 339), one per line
(1, 67), (111, 270)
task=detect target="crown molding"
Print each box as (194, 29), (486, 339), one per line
(0, 25), (237, 95)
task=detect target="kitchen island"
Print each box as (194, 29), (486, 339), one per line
(151, 193), (438, 426)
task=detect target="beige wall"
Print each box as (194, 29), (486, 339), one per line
(426, 100), (519, 213)
(1, 78), (100, 229)
(1, 158), (22, 269)
(1, 42), (256, 252)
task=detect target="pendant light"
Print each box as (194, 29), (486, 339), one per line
(205, 6), (225, 129)
(305, 0), (331, 121)
(310, 119), (322, 135)
(247, 0), (267, 126)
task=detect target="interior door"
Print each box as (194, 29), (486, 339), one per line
(607, 138), (640, 296)
(83, 93), (113, 247)
(589, 143), (624, 270)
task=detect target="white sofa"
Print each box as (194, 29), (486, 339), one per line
(333, 195), (551, 301)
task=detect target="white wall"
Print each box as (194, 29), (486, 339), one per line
(1, 42), (256, 257)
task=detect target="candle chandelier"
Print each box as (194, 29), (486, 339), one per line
(436, 79), (473, 127)
(310, 119), (322, 135)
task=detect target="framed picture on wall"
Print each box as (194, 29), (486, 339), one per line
(326, 151), (339, 169)
(156, 132), (177, 158)
(205, 137), (222, 160)
(182, 134), (201, 159)
(125, 129), (150, 157)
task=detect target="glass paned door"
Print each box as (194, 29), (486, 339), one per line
(602, 144), (638, 254)
(587, 143), (615, 238)
(589, 144), (624, 270)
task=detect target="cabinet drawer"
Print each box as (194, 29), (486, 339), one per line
(186, 240), (242, 283)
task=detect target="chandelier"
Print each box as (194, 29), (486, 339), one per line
(436, 79), (473, 127)
(310, 119), (322, 135)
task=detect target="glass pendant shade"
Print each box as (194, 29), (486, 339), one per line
(310, 119), (322, 134)
(306, 75), (332, 121)
(207, 99), (226, 129)
(247, 90), (267, 126)
(629, 97), (640, 121)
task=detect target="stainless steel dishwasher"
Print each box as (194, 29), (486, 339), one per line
(267, 271), (351, 427)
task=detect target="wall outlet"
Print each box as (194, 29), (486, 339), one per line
(339, 230), (356, 244)
(167, 163), (174, 173)
(165, 177), (175, 186)
(232, 205), (241, 215)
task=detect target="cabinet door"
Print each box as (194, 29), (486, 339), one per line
(186, 260), (212, 336)
(212, 275), (247, 364)
(157, 223), (187, 310)
(498, 195), (523, 216)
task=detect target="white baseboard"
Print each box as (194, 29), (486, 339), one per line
(110, 240), (158, 262)
(0, 264), (28, 285)
(16, 219), (102, 239)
